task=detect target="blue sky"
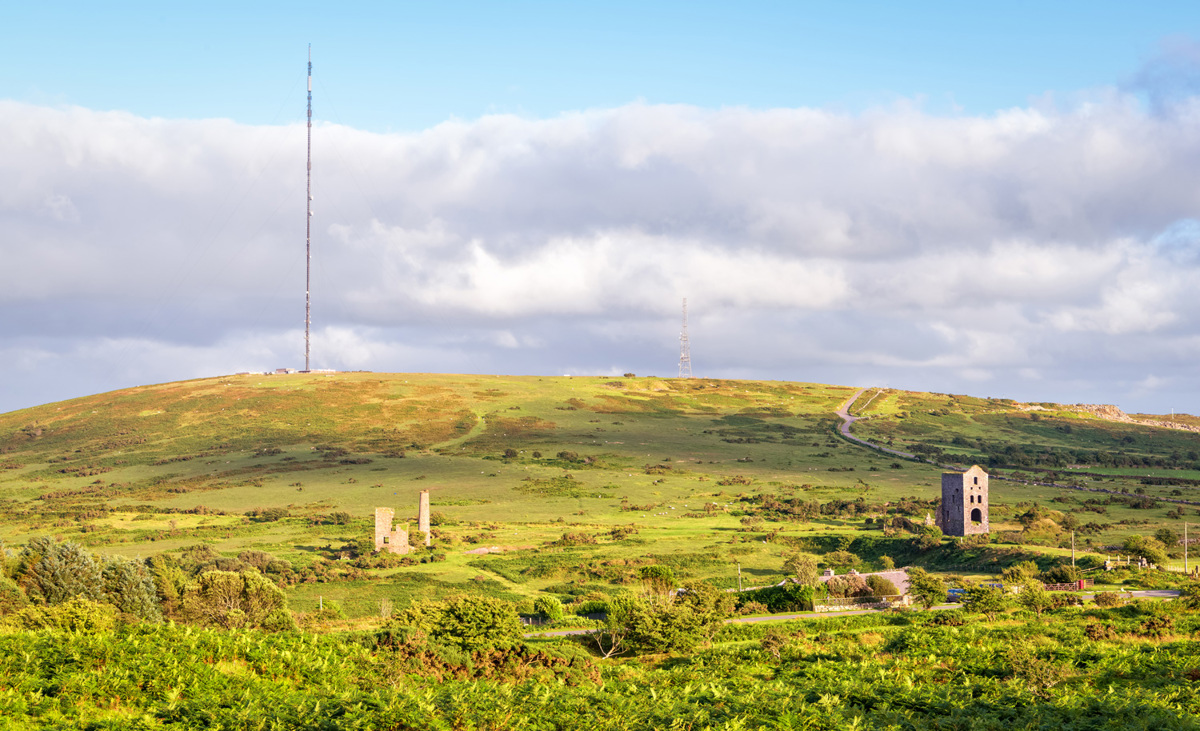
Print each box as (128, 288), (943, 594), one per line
(5, 2), (1195, 130)
(4, 2), (1200, 416)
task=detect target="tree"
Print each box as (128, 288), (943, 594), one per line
(962, 585), (1008, 620)
(1040, 563), (1081, 584)
(603, 593), (706, 656)
(1001, 560), (1040, 584)
(1016, 580), (1052, 617)
(180, 571), (294, 630)
(1154, 527), (1178, 548)
(823, 550), (861, 569)
(639, 565), (676, 598)
(102, 557), (162, 622)
(16, 538), (104, 606)
(879, 555), (896, 570)
(1122, 534), (1168, 566)
(675, 580), (736, 623)
(906, 567), (947, 610)
(782, 553), (820, 586)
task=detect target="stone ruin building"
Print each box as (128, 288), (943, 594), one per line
(374, 489), (432, 555)
(937, 464), (989, 537)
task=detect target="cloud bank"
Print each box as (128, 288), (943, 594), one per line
(3, 90), (1200, 413)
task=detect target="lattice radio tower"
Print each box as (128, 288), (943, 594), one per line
(678, 298), (692, 378)
(304, 44), (313, 372)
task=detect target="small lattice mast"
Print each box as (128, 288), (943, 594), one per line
(678, 298), (692, 378)
(304, 44), (313, 372)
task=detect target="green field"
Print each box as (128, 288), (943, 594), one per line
(2, 372), (1199, 615)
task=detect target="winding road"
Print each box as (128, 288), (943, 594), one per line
(835, 387), (918, 459)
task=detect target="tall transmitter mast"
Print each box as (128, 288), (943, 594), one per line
(678, 298), (692, 378)
(304, 45), (313, 372)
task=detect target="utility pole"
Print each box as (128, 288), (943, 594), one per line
(678, 298), (692, 378)
(736, 561), (742, 592)
(1071, 531), (1075, 568)
(1186, 522), (1189, 574)
(304, 44), (313, 372)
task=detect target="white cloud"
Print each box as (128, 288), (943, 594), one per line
(4, 91), (1200, 413)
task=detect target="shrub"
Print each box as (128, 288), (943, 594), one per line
(395, 596), (524, 651)
(1016, 581), (1052, 616)
(1041, 563), (1081, 584)
(1093, 591), (1124, 608)
(826, 575), (871, 598)
(0, 575), (29, 616)
(963, 585), (1008, 620)
(180, 571), (291, 629)
(866, 575), (899, 596)
(246, 507), (289, 523)
(1001, 560), (1040, 584)
(1179, 582), (1200, 610)
(305, 599), (347, 625)
(534, 595), (565, 622)
(601, 593), (708, 656)
(1085, 622), (1118, 640)
(8, 597), (119, 633)
(639, 566), (676, 596)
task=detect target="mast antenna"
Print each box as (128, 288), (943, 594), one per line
(305, 44), (313, 371)
(678, 298), (692, 378)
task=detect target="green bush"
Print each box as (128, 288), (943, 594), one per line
(534, 595), (565, 622)
(0, 575), (28, 616)
(962, 585), (1008, 620)
(6, 597), (119, 633)
(180, 571), (291, 629)
(394, 595), (524, 651)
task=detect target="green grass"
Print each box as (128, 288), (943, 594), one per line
(3, 372), (1200, 616)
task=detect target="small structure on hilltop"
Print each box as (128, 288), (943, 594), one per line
(374, 490), (433, 555)
(937, 465), (989, 536)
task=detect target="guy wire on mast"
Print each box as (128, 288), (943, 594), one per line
(305, 44), (312, 372)
(678, 298), (692, 378)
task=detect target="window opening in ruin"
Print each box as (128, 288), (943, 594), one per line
(970, 507), (982, 523)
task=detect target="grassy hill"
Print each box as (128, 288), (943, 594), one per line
(2, 372), (1198, 616)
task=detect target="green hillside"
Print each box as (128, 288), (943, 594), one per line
(1, 372), (1197, 615)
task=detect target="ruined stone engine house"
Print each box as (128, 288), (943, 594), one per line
(374, 490), (431, 555)
(938, 465), (989, 536)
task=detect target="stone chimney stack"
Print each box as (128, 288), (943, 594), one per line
(418, 490), (431, 546)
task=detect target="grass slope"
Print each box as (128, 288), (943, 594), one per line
(2, 373), (1198, 615)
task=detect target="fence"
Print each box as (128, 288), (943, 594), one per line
(1042, 579), (1093, 592)
(1159, 560), (1200, 575)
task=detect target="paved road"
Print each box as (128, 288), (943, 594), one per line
(834, 388), (918, 459)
